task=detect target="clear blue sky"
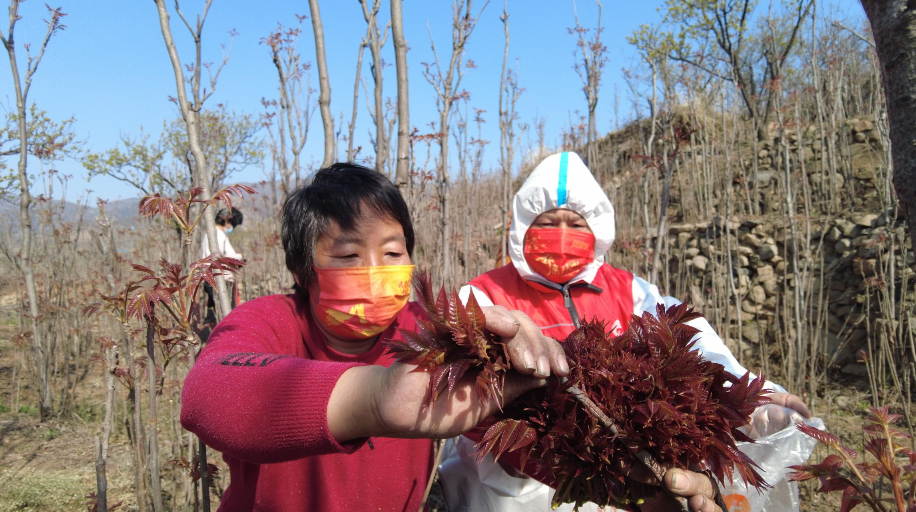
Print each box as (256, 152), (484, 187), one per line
(0, 0), (865, 202)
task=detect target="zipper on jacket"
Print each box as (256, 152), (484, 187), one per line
(562, 287), (582, 329)
(525, 279), (602, 331)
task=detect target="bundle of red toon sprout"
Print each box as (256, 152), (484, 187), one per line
(385, 273), (772, 510)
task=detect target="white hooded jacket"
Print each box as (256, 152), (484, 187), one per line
(440, 152), (784, 512)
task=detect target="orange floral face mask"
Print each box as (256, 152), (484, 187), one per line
(309, 264), (414, 340)
(524, 228), (595, 283)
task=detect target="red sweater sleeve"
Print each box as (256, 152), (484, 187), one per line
(180, 296), (364, 464)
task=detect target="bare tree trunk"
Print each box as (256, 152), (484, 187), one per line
(0, 0), (63, 421)
(153, 0), (231, 320)
(266, 17), (315, 195)
(145, 316), (164, 512)
(391, 0), (411, 192)
(425, 0), (488, 286)
(125, 330), (150, 512)
(439, 108), (452, 285)
(360, 0), (390, 173)
(498, 2), (511, 268)
(859, 1), (916, 247)
(650, 148), (673, 285)
(571, 0), (607, 168)
(348, 35), (367, 162)
(308, 0), (335, 168)
(93, 204), (121, 512)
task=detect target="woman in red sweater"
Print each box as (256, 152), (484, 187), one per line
(181, 162), (723, 511)
(181, 163), (571, 511)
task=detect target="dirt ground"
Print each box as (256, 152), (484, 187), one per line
(0, 320), (894, 511)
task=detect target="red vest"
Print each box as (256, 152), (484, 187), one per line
(469, 263), (635, 340)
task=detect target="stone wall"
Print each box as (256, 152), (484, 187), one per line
(662, 208), (912, 374)
(747, 114), (888, 213)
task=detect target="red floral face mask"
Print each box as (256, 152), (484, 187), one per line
(524, 228), (596, 283)
(309, 264), (414, 340)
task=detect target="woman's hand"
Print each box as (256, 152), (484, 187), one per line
(623, 462), (724, 512)
(328, 307), (569, 442)
(767, 392), (811, 418)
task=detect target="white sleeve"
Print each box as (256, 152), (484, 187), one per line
(631, 276), (786, 394)
(200, 233), (211, 260)
(458, 284), (495, 307)
(221, 234), (243, 260)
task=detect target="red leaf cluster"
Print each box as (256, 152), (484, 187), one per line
(789, 406), (916, 512)
(387, 277), (771, 509)
(385, 272), (510, 409)
(479, 305), (771, 508)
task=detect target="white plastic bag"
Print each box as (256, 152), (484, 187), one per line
(438, 436), (617, 512)
(719, 404), (824, 512)
(439, 405), (823, 512)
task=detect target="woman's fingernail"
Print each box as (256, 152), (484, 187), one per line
(536, 356), (550, 377)
(558, 359), (570, 374)
(523, 350), (536, 370)
(670, 471), (688, 491)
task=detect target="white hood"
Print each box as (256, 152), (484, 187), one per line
(509, 152), (616, 285)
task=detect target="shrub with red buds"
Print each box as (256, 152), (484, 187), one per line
(386, 273), (772, 509)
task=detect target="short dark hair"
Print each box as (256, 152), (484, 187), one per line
(216, 208), (244, 227)
(282, 162), (414, 287)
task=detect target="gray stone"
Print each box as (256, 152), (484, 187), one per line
(758, 243), (778, 261)
(853, 165), (875, 180)
(849, 313), (867, 326)
(677, 232), (691, 248)
(763, 279), (779, 296)
(741, 233), (763, 248)
(763, 296), (778, 310)
(692, 255), (709, 271)
(742, 300), (761, 315)
(757, 265), (775, 281)
(853, 119), (874, 133)
(825, 226), (842, 243)
(858, 243), (877, 259)
(841, 364), (869, 377)
(738, 274), (750, 290)
(855, 259), (877, 277)
(835, 238), (853, 253)
(670, 223), (695, 234)
(755, 171), (775, 188)
(854, 213), (879, 227)
(837, 219), (856, 236)
(749, 285), (767, 304)
(835, 395), (853, 409)
(854, 132), (867, 143)
(737, 255), (750, 267)
(686, 247), (700, 258)
(741, 327), (761, 345)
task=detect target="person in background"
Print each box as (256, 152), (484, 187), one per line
(180, 164), (576, 511)
(201, 207), (245, 262)
(200, 208), (244, 341)
(439, 152), (812, 512)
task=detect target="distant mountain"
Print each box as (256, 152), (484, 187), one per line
(0, 181), (279, 233)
